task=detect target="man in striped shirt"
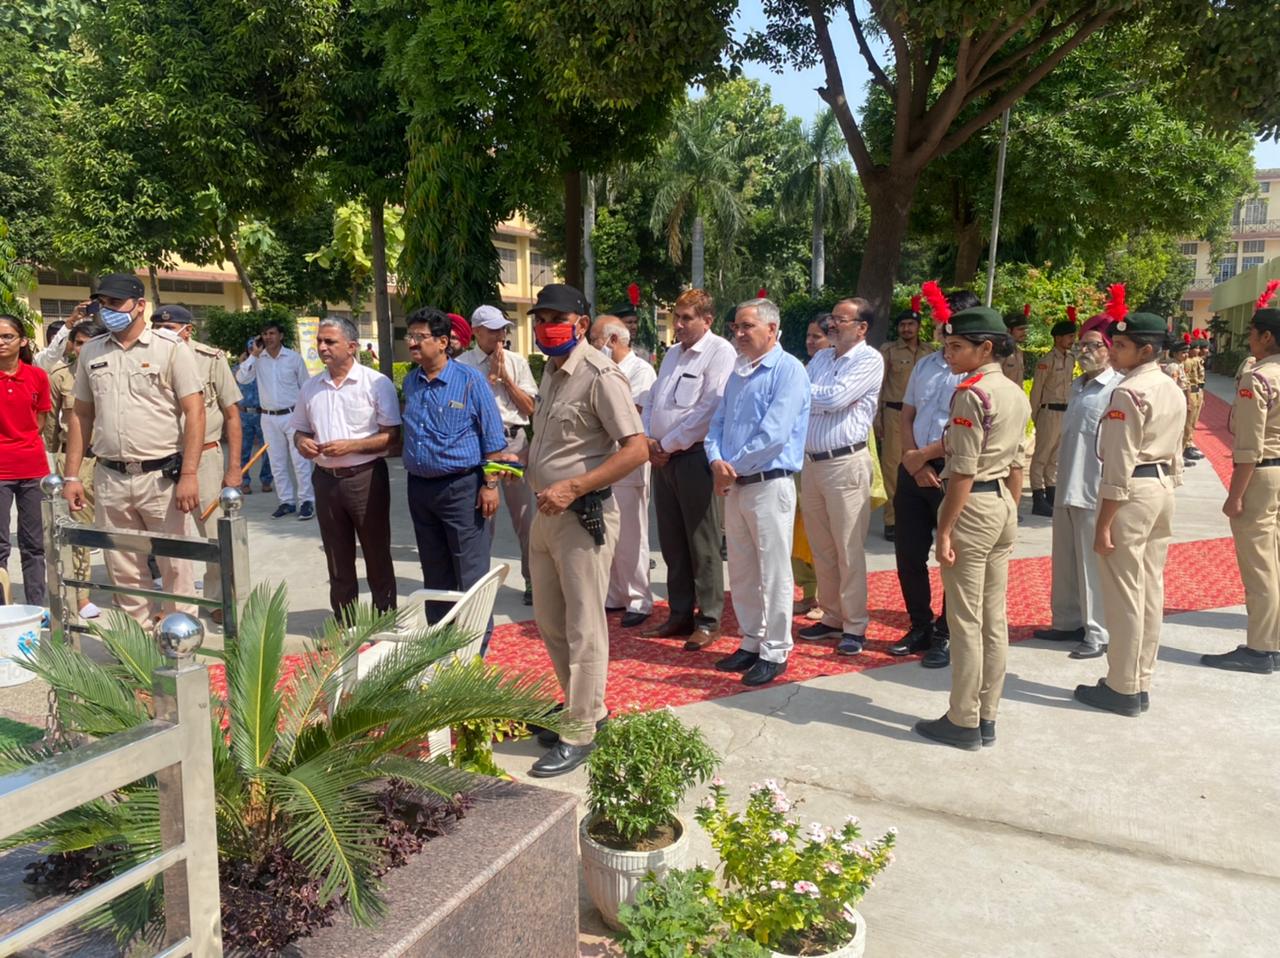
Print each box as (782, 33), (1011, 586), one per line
(795, 297), (884, 655)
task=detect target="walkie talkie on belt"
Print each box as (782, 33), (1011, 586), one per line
(568, 488), (612, 546)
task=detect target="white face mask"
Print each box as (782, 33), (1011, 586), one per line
(599, 344), (612, 358)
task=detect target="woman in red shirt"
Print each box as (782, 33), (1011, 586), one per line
(0, 314), (52, 606)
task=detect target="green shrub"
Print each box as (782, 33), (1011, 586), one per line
(1213, 347), (1248, 378)
(618, 867), (767, 958)
(201, 304), (298, 355)
(778, 291), (841, 360)
(527, 353), (547, 382)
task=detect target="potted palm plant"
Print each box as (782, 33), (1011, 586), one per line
(579, 708), (718, 929)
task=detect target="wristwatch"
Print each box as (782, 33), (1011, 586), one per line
(484, 478), (499, 490)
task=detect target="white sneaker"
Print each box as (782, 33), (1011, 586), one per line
(80, 602), (102, 620)
(152, 577), (164, 589)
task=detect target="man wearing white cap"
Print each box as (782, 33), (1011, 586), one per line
(459, 304), (540, 602)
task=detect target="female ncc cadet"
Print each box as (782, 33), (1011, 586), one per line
(1075, 285), (1184, 717)
(1201, 280), (1280, 675)
(913, 301), (1030, 751)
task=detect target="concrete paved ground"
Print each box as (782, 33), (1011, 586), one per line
(2, 373), (1276, 957)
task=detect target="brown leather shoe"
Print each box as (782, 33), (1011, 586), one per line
(642, 617), (696, 638)
(683, 626), (721, 651)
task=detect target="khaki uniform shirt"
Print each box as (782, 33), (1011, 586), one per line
(73, 326), (203, 461)
(942, 362), (1031, 482)
(1097, 361), (1185, 502)
(1001, 348), (1025, 384)
(44, 361), (76, 453)
(188, 339), (242, 443)
(1180, 355), (1196, 392)
(878, 340), (935, 405)
(527, 340), (645, 493)
(1029, 348), (1073, 410)
(1232, 354), (1280, 464)
(1236, 354), (1258, 385)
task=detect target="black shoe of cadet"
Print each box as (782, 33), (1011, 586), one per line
(979, 719), (995, 747)
(914, 714), (981, 751)
(1073, 679), (1141, 717)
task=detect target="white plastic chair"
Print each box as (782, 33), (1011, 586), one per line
(335, 563), (510, 756)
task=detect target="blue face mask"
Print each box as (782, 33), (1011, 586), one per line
(100, 307), (134, 333)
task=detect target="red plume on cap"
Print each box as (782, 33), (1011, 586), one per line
(1257, 279), (1280, 311)
(1023, 303), (1031, 318)
(1066, 305), (1077, 324)
(910, 294), (921, 314)
(921, 280), (950, 324)
(1183, 332), (1192, 344)
(627, 282), (640, 307)
(757, 287), (768, 298)
(1103, 283), (1127, 324)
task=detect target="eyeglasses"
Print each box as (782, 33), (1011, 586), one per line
(0, 334), (22, 344)
(1077, 341), (1108, 352)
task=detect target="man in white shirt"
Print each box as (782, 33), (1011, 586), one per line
(235, 319), (315, 519)
(796, 297), (884, 655)
(591, 314), (658, 628)
(642, 289), (737, 649)
(289, 317), (401, 620)
(458, 304), (540, 603)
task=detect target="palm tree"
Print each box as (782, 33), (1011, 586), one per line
(0, 584), (564, 943)
(649, 99), (744, 290)
(780, 109), (861, 296)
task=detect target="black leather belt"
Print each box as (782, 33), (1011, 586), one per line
(1190, 386), (1203, 393)
(261, 406), (294, 416)
(1042, 403), (1068, 411)
(669, 441), (705, 459)
(735, 468), (793, 485)
(884, 401), (904, 410)
(100, 455), (178, 476)
(942, 478), (1002, 493)
(316, 459), (381, 479)
(1132, 463), (1170, 478)
(1258, 458), (1280, 467)
(240, 405), (261, 414)
(807, 442), (867, 462)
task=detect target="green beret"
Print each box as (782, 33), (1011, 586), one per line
(608, 302), (638, 319)
(1113, 312), (1166, 335)
(943, 306), (1005, 336)
(1003, 312), (1029, 330)
(1252, 308), (1280, 332)
(1050, 320), (1076, 338)
(1168, 341), (1189, 354)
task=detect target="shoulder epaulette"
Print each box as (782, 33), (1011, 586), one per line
(956, 372), (984, 390)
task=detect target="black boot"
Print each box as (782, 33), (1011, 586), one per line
(1031, 489), (1053, 517)
(1045, 486), (1056, 507)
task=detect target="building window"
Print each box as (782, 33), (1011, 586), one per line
(1180, 300), (1194, 313)
(1233, 199), (1269, 227)
(157, 278), (224, 295)
(1242, 256), (1265, 271)
(39, 299), (84, 322)
(1178, 242), (1199, 255)
(1223, 240), (1238, 255)
(1243, 239), (1265, 253)
(497, 246), (518, 286)
(1262, 182), (1271, 193)
(529, 249), (555, 287)
(36, 269), (93, 287)
(1215, 259), (1238, 283)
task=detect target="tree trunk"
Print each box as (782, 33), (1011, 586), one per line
(856, 176), (918, 344)
(369, 199), (393, 376)
(811, 170), (826, 297)
(222, 235), (260, 310)
(563, 170), (583, 290)
(583, 176), (596, 309)
(147, 264), (162, 306)
(953, 220), (984, 286)
(691, 215), (705, 291)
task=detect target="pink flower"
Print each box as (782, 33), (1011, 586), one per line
(804, 823), (829, 843)
(844, 814), (860, 827)
(699, 796), (715, 809)
(770, 880), (787, 890)
(772, 794), (792, 813)
(769, 828), (789, 844)
(824, 861), (843, 875)
(793, 880), (820, 898)
(711, 776), (724, 787)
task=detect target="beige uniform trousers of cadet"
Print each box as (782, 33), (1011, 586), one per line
(1029, 349), (1073, 489)
(192, 442), (226, 602)
(94, 466), (197, 621)
(941, 487), (1017, 727)
(801, 449), (872, 636)
(1231, 467), (1280, 653)
(54, 453), (96, 606)
(529, 504), (619, 746)
(1183, 388), (1203, 449)
(1099, 478), (1175, 695)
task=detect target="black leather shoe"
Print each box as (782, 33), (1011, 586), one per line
(537, 711), (611, 748)
(620, 611), (651, 629)
(979, 719), (995, 747)
(529, 741), (595, 778)
(1182, 453), (1198, 467)
(921, 636), (950, 669)
(1033, 626), (1086, 642)
(715, 648), (760, 672)
(1186, 447), (1205, 460)
(1199, 645), (1275, 674)
(742, 658), (787, 686)
(1074, 679), (1141, 717)
(889, 625), (933, 657)
(914, 714), (981, 750)
(1139, 691), (1149, 713)
(1031, 490), (1053, 517)
(883, 525), (895, 542)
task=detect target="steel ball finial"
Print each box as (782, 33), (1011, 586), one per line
(218, 486), (243, 516)
(41, 474), (65, 498)
(156, 613), (205, 664)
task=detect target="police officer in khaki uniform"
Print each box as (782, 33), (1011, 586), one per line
(524, 284), (647, 778)
(1075, 299), (1183, 717)
(61, 273), (206, 623)
(878, 301), (935, 541)
(1028, 318), (1076, 515)
(44, 317), (107, 620)
(1203, 282), (1280, 674)
(914, 306), (1030, 751)
(151, 305), (242, 617)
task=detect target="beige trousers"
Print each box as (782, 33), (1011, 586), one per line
(192, 443), (226, 603)
(1230, 466), (1280, 653)
(940, 487), (1016, 728)
(1029, 408), (1063, 490)
(94, 465), (197, 623)
(606, 481), (652, 613)
(529, 502), (619, 745)
(1099, 478), (1175, 695)
(55, 453), (96, 607)
(801, 450), (872, 635)
(1183, 391), (1204, 448)
(880, 408), (903, 525)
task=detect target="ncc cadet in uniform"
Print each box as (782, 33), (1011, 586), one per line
(150, 305), (242, 621)
(1028, 315), (1077, 516)
(1075, 288), (1183, 717)
(524, 284), (647, 778)
(1001, 306), (1030, 384)
(1182, 331), (1207, 462)
(1202, 280), (1280, 674)
(913, 305), (1030, 751)
(44, 317), (108, 620)
(61, 273), (206, 623)
(877, 298), (935, 542)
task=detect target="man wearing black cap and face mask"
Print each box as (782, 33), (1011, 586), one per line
(60, 273), (206, 624)
(524, 284), (648, 777)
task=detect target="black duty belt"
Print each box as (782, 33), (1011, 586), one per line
(240, 405), (261, 414)
(884, 401), (904, 410)
(941, 478), (1003, 493)
(100, 455), (178, 476)
(316, 459), (382, 479)
(1190, 386), (1203, 393)
(735, 468), (794, 485)
(1258, 458), (1280, 468)
(1042, 403), (1069, 411)
(1132, 463), (1170, 478)
(807, 442), (867, 462)
(261, 406), (294, 416)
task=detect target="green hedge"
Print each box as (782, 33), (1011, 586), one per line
(202, 305), (298, 355)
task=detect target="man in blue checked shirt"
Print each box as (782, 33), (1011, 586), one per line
(705, 298), (811, 687)
(401, 307), (510, 651)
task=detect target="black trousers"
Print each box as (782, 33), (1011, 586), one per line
(892, 463), (947, 632)
(0, 478), (46, 606)
(653, 447), (724, 628)
(314, 459), (396, 621)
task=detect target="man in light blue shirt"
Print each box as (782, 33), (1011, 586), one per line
(705, 298), (810, 686)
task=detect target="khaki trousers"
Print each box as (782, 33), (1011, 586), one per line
(1049, 504), (1109, 649)
(801, 450), (872, 635)
(724, 477), (795, 663)
(1230, 466), (1280, 653)
(94, 465), (197, 623)
(606, 481), (653, 613)
(530, 503), (619, 745)
(1183, 391), (1204, 448)
(1029, 408), (1063, 490)
(1099, 478), (1174, 695)
(192, 443), (226, 603)
(941, 487), (1016, 728)
(55, 453), (96, 607)
(880, 407), (903, 525)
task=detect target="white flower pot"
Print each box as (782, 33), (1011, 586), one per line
(579, 812), (689, 931)
(768, 909), (867, 958)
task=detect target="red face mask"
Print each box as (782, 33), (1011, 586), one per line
(535, 321), (579, 356)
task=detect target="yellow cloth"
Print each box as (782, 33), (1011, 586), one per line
(868, 430), (887, 510)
